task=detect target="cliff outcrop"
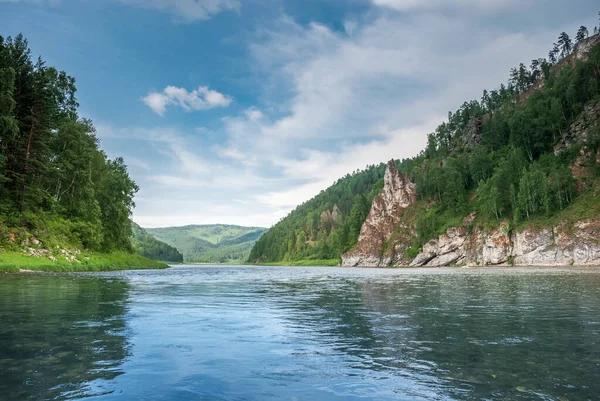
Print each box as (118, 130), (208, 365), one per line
(408, 219), (600, 267)
(342, 160), (416, 267)
(344, 208), (600, 267)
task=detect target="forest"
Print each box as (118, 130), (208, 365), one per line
(248, 163), (387, 262)
(250, 22), (600, 264)
(131, 222), (183, 263)
(0, 35), (139, 255)
(147, 225), (267, 264)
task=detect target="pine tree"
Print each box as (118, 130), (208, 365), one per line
(558, 32), (573, 58)
(576, 26), (589, 44)
(548, 43), (559, 64)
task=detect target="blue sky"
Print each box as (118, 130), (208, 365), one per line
(1, 0), (598, 228)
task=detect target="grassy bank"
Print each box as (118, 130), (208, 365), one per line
(258, 259), (340, 267)
(0, 251), (169, 273)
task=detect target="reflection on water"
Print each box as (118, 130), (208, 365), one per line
(0, 276), (131, 400)
(1, 266), (599, 400)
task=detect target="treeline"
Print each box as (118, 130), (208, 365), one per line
(0, 34), (138, 251)
(250, 21), (600, 262)
(192, 241), (257, 264)
(248, 163), (387, 262)
(131, 223), (183, 263)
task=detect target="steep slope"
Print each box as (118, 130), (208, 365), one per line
(252, 29), (600, 267)
(147, 225), (267, 264)
(131, 222), (183, 263)
(342, 161), (416, 266)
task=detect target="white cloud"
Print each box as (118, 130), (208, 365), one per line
(98, 2), (596, 228)
(120, 0), (240, 22)
(142, 85), (233, 116)
(244, 107), (264, 121)
(213, 10), (575, 219)
(343, 20), (357, 36)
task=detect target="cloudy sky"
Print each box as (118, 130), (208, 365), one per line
(1, 0), (598, 228)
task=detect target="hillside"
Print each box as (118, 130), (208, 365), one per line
(147, 224), (267, 264)
(250, 28), (600, 267)
(248, 163), (388, 263)
(131, 222), (183, 263)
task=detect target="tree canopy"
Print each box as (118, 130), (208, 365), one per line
(0, 34), (139, 252)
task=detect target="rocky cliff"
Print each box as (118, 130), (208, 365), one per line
(407, 219), (600, 267)
(342, 160), (416, 266)
(344, 202), (600, 267)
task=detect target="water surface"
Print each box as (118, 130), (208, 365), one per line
(1, 265), (599, 400)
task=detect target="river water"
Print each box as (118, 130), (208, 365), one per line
(1, 265), (599, 400)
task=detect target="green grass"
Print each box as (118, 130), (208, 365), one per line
(0, 251), (169, 272)
(258, 259), (340, 267)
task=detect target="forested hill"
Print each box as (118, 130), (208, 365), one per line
(131, 222), (183, 263)
(146, 225), (267, 264)
(248, 163), (388, 262)
(250, 24), (600, 265)
(0, 34), (139, 256)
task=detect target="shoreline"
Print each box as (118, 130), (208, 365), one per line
(0, 251), (169, 273)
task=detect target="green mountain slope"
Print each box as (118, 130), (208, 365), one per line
(250, 28), (600, 265)
(146, 225), (267, 264)
(248, 163), (388, 263)
(131, 222), (183, 263)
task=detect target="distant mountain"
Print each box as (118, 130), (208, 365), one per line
(131, 222), (183, 263)
(146, 224), (267, 264)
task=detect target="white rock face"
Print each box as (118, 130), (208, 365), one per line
(513, 229), (556, 265)
(342, 160), (416, 267)
(410, 228), (468, 267)
(481, 224), (513, 265)
(574, 34), (600, 61)
(407, 219), (600, 267)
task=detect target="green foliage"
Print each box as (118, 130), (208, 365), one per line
(131, 222), (183, 263)
(0, 34), (139, 255)
(147, 224), (267, 264)
(515, 165), (550, 220)
(405, 246), (420, 260)
(258, 259), (340, 267)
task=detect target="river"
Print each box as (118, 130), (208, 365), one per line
(1, 265), (599, 400)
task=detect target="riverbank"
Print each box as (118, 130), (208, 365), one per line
(257, 259), (340, 267)
(0, 251), (169, 272)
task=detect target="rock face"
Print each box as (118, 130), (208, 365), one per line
(410, 227), (468, 267)
(342, 160), (416, 267)
(407, 218), (600, 267)
(554, 102), (600, 153)
(573, 34), (600, 62)
(320, 204), (340, 228)
(554, 101), (600, 188)
(453, 117), (484, 151)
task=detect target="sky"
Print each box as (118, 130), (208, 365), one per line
(1, 0), (598, 228)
